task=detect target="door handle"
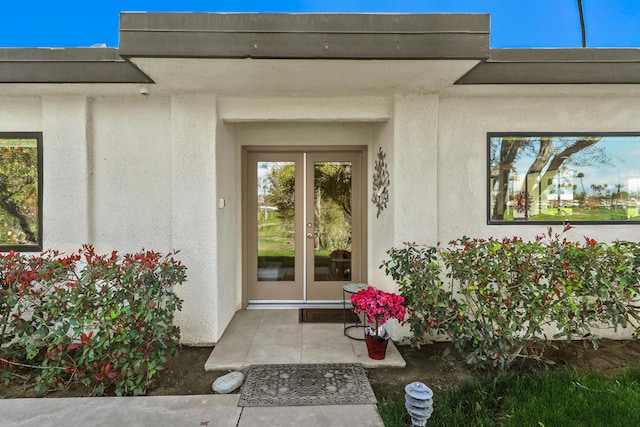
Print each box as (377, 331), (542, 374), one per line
(307, 231), (319, 249)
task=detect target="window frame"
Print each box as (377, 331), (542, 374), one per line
(0, 131), (43, 251)
(487, 131), (640, 226)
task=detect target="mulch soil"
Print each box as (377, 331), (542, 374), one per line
(2, 339), (640, 400)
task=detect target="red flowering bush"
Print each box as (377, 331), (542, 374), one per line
(383, 225), (640, 371)
(350, 286), (405, 338)
(0, 245), (186, 396)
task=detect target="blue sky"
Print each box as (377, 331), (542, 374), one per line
(2, 1), (639, 48)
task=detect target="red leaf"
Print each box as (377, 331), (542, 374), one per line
(80, 332), (93, 344)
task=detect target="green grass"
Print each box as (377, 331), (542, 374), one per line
(379, 365), (640, 427)
(503, 207), (639, 221)
(257, 212), (294, 253)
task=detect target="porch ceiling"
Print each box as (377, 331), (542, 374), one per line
(127, 57), (481, 95)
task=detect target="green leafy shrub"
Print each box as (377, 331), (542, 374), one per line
(381, 243), (453, 347)
(0, 246), (186, 396)
(382, 226), (640, 370)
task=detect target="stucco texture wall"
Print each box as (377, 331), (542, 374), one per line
(3, 90), (640, 345)
(368, 95), (439, 291)
(90, 97), (173, 252)
(437, 95), (640, 244)
(0, 95), (223, 345)
(170, 95), (219, 345)
(0, 98), (41, 130)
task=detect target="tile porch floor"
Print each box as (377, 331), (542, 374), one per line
(204, 309), (406, 370)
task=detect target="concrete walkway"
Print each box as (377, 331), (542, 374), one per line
(0, 394), (384, 426)
(1, 309), (399, 426)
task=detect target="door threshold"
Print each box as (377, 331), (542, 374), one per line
(247, 301), (346, 310)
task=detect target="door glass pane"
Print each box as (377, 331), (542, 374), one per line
(313, 161), (352, 281)
(257, 161), (295, 281)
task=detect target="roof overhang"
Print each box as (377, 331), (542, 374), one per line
(457, 48), (640, 84)
(1, 13), (640, 94)
(113, 12), (491, 95)
(125, 57), (481, 95)
(118, 12), (491, 60)
(0, 48), (151, 84)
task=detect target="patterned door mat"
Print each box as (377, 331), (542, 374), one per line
(238, 363), (377, 407)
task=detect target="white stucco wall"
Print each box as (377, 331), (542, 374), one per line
(0, 98), (41, 130)
(392, 94), (440, 246)
(170, 95), (219, 345)
(0, 96), (94, 252)
(424, 93), (640, 341)
(42, 97), (90, 250)
(215, 120), (241, 337)
(368, 120), (395, 291)
(3, 83), (640, 345)
(368, 94), (440, 292)
(367, 94), (441, 337)
(0, 94), (224, 345)
(89, 97), (173, 252)
(437, 95), (640, 244)
(351, 91), (640, 341)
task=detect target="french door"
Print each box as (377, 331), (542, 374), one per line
(244, 147), (366, 303)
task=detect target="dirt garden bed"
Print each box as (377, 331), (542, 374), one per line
(2, 339), (640, 400)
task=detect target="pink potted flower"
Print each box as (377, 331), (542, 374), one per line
(350, 286), (406, 359)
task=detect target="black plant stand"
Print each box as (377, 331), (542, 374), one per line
(343, 283), (369, 340)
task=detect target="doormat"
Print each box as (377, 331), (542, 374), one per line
(238, 363), (377, 407)
(298, 308), (358, 323)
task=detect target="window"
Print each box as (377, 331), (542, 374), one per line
(488, 133), (640, 224)
(0, 132), (42, 250)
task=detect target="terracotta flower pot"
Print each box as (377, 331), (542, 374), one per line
(365, 332), (389, 360)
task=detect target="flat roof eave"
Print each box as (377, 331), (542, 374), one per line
(0, 48), (152, 84)
(457, 48), (640, 84)
(2, 14), (640, 86)
(118, 12), (491, 60)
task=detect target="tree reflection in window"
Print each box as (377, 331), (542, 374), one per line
(0, 133), (42, 249)
(489, 133), (640, 223)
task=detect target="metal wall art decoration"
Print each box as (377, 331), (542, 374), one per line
(372, 146), (390, 218)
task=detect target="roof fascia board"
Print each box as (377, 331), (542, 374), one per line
(457, 48), (640, 85)
(0, 48), (153, 84)
(119, 12), (490, 33)
(489, 48), (640, 62)
(119, 12), (490, 60)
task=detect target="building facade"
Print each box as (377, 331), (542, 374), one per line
(1, 13), (639, 344)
